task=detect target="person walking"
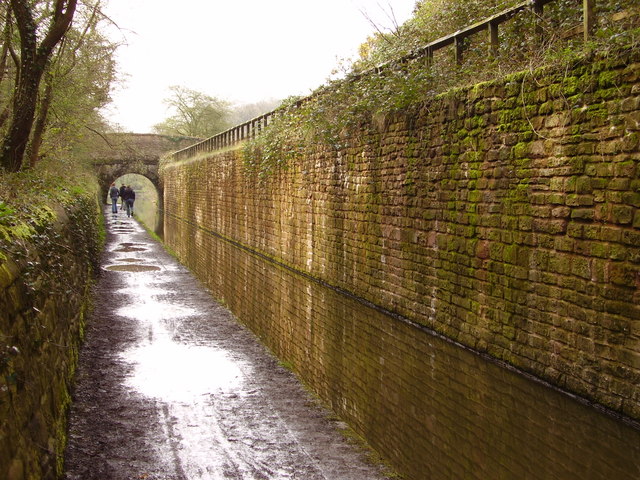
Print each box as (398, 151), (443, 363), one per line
(124, 186), (136, 217)
(119, 183), (127, 210)
(108, 182), (119, 214)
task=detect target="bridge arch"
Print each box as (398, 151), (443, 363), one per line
(90, 133), (199, 235)
(109, 173), (162, 233)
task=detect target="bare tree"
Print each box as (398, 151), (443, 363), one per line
(153, 86), (231, 138)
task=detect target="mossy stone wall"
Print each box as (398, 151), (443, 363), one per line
(162, 49), (640, 425)
(0, 198), (101, 479)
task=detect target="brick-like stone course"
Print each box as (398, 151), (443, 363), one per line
(0, 199), (100, 480)
(162, 49), (640, 475)
(163, 197), (640, 479)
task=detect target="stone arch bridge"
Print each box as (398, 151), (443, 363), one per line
(90, 133), (199, 196)
(90, 133), (198, 235)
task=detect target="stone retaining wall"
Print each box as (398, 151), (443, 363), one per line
(0, 197), (101, 479)
(162, 48), (640, 426)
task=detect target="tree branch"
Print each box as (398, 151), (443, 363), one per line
(39, 0), (78, 58)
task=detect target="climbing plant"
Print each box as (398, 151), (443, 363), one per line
(241, 0), (640, 176)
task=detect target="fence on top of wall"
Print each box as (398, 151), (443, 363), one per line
(171, 0), (632, 161)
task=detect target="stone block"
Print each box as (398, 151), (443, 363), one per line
(7, 459), (24, 480)
(0, 259), (20, 290)
(611, 205), (635, 225)
(571, 208), (595, 221)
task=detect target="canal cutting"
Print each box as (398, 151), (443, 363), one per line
(63, 210), (392, 480)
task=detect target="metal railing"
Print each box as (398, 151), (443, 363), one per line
(170, 0), (611, 161)
(171, 112), (272, 160)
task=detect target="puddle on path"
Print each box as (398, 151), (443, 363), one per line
(106, 264), (160, 272)
(114, 245), (147, 253)
(122, 338), (244, 403)
(117, 289), (246, 403)
(117, 300), (196, 323)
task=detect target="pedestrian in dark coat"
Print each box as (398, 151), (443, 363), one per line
(124, 186), (136, 217)
(119, 183), (127, 209)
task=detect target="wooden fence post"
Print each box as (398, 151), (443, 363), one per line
(489, 20), (499, 57)
(584, 0), (595, 41)
(425, 46), (434, 66)
(455, 35), (465, 64)
(533, 0), (544, 42)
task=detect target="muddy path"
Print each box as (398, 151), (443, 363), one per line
(63, 210), (393, 480)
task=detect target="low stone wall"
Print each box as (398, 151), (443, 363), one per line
(0, 197), (101, 479)
(161, 46), (640, 457)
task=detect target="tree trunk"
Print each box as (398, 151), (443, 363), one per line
(27, 73), (54, 168)
(0, 0), (77, 172)
(1, 60), (44, 171)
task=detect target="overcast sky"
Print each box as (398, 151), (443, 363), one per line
(101, 0), (418, 133)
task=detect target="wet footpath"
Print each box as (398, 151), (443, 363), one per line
(64, 210), (392, 480)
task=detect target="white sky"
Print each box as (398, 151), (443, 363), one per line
(101, 0), (418, 133)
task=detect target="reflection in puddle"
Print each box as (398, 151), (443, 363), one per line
(115, 246), (147, 253)
(126, 286), (168, 298)
(122, 339), (244, 402)
(114, 242), (147, 253)
(106, 264), (160, 272)
(115, 277), (170, 304)
(118, 302), (196, 323)
(118, 290), (245, 402)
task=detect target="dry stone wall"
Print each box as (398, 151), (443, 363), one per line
(162, 48), (640, 427)
(0, 198), (101, 480)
